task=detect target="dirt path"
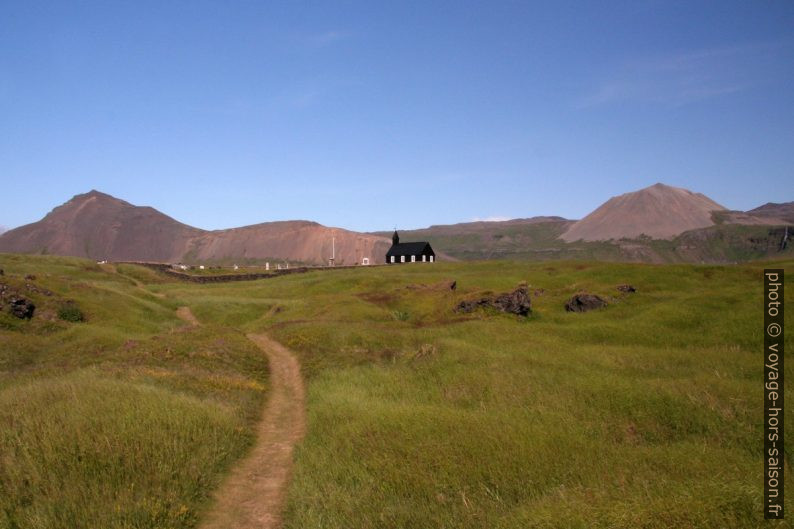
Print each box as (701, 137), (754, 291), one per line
(106, 263), (166, 298)
(176, 306), (200, 326)
(198, 332), (306, 529)
(176, 306), (306, 528)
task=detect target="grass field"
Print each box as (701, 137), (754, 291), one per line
(1, 253), (792, 528)
(0, 255), (268, 528)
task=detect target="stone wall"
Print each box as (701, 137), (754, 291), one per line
(116, 262), (380, 284)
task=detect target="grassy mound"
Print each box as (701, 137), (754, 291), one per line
(0, 254), (268, 529)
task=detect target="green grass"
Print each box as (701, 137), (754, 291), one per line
(0, 370), (247, 528)
(250, 261), (790, 529)
(0, 254), (268, 529)
(1, 254), (792, 528)
(155, 258), (793, 528)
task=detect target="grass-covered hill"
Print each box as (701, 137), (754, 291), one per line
(1, 253), (792, 528)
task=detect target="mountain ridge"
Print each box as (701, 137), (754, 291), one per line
(0, 191), (390, 265)
(1, 186), (791, 265)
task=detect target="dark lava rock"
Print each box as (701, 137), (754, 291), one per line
(492, 283), (532, 316)
(565, 293), (607, 313)
(0, 283), (36, 319)
(456, 283), (531, 317)
(455, 298), (492, 313)
(8, 295), (35, 319)
(617, 284), (636, 293)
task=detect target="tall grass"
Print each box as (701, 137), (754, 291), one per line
(243, 259), (789, 528)
(0, 370), (248, 528)
(1, 254), (791, 528)
(0, 254), (268, 529)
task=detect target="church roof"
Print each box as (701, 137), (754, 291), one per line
(386, 241), (433, 257)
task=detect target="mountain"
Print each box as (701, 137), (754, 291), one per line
(385, 189), (791, 264)
(183, 220), (390, 265)
(0, 191), (390, 265)
(561, 183), (726, 242)
(2, 188), (791, 266)
(746, 202), (794, 224)
(0, 191), (202, 261)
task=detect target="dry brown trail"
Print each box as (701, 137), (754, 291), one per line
(177, 303), (305, 529)
(175, 306), (200, 326)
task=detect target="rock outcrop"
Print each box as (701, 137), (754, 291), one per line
(564, 293), (607, 313)
(0, 284), (35, 319)
(456, 283), (531, 317)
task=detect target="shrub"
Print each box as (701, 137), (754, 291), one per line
(58, 303), (84, 322)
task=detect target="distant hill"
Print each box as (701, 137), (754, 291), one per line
(386, 219), (793, 264)
(561, 183), (726, 242)
(746, 202), (794, 223)
(0, 191), (390, 265)
(2, 187), (791, 266)
(372, 217), (575, 261)
(381, 186), (792, 263)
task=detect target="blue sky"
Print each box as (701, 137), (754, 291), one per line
(1, 1), (793, 232)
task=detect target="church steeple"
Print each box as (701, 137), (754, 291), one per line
(392, 230), (400, 245)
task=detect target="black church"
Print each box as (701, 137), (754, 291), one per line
(386, 231), (435, 264)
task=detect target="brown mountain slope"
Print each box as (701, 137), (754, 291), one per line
(561, 183), (727, 242)
(715, 210), (791, 226)
(746, 202), (794, 224)
(0, 191), (390, 265)
(0, 191), (202, 261)
(186, 221), (390, 265)
(419, 216), (571, 234)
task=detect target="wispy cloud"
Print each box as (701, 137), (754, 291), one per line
(577, 41), (787, 108)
